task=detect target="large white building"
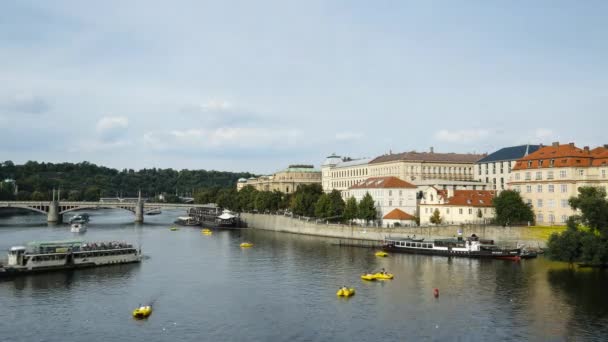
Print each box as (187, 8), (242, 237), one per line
(322, 149), (488, 193)
(474, 144), (540, 191)
(343, 176), (418, 221)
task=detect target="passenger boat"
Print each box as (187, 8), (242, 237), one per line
(383, 234), (522, 260)
(70, 223), (87, 233)
(174, 216), (199, 226)
(187, 206), (243, 229)
(0, 240), (142, 277)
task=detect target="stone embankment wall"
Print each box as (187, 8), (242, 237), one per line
(241, 213), (564, 248)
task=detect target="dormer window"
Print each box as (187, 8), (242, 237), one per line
(528, 161), (533, 167)
(550, 159), (555, 167)
(538, 160), (543, 167)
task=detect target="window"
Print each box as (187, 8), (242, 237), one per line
(459, 208), (463, 214)
(446, 208), (450, 214)
(537, 185), (543, 193)
(468, 208), (472, 214)
(547, 171), (554, 179)
(537, 213), (544, 222)
(515, 173), (520, 180)
(561, 184), (568, 193)
(399, 190), (402, 196)
(547, 199), (555, 208)
(550, 159), (555, 167)
(548, 184), (554, 193)
(525, 172), (531, 180)
(526, 185), (532, 193)
(548, 214), (555, 223)
(535, 172), (542, 180)
(578, 170), (584, 176)
(527, 199), (532, 206)
(561, 199), (569, 208)
(389, 200), (392, 206)
(560, 170), (567, 178)
(514, 186), (521, 192)
(537, 199), (543, 208)
(528, 161), (533, 168)
(602, 170), (606, 178)
(561, 215), (568, 223)
(388, 190), (392, 196)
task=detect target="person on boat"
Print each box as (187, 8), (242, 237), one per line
(381, 268), (386, 275)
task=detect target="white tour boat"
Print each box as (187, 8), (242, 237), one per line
(70, 223), (87, 233)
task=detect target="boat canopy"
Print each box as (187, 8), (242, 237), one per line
(178, 216), (194, 220)
(27, 240), (84, 248)
(218, 213), (235, 220)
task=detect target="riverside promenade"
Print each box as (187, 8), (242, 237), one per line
(241, 213), (564, 248)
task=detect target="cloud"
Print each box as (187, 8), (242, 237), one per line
(335, 132), (363, 142)
(434, 129), (490, 143)
(0, 93), (50, 114)
(144, 127), (302, 152)
(96, 116), (129, 141)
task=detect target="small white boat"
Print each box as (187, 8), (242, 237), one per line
(70, 223), (87, 233)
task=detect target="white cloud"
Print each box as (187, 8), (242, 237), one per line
(434, 129), (490, 143)
(335, 132), (363, 142)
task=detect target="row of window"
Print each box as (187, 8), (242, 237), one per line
(477, 162), (513, 176)
(395, 241), (433, 248)
(423, 207), (488, 215)
(515, 184), (569, 193)
(514, 168), (607, 181)
(332, 168), (368, 178)
(537, 213), (569, 223)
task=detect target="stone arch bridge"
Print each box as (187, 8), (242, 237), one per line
(0, 201), (208, 223)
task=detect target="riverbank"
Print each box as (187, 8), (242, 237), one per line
(241, 213), (565, 247)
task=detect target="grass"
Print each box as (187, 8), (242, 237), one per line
(523, 225), (567, 241)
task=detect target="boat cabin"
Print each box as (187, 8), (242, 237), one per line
(8, 246), (26, 266)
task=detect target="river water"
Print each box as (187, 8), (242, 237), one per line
(0, 210), (607, 341)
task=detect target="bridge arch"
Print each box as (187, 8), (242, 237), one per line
(0, 204), (48, 215)
(59, 205), (137, 215)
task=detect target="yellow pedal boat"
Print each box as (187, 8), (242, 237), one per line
(337, 287), (355, 297)
(132, 305), (152, 319)
(361, 274), (376, 281)
(240, 242), (253, 248)
(375, 251), (388, 257)
(373, 272), (394, 280)
(169, 227), (179, 231)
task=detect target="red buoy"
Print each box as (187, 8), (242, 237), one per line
(433, 288), (439, 298)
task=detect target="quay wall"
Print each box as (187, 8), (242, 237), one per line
(241, 213), (564, 248)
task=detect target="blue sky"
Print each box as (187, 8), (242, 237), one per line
(1, 1), (607, 173)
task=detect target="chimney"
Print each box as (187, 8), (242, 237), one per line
(552, 141), (559, 147)
(539, 143), (544, 148)
(604, 144), (608, 149)
(430, 147), (434, 153)
(569, 142), (575, 147)
(584, 146), (590, 153)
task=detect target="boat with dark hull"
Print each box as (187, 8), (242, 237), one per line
(383, 234), (522, 260)
(187, 205), (244, 229)
(0, 240), (142, 277)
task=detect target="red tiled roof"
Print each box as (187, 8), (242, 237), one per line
(370, 151), (485, 164)
(348, 176), (417, 189)
(383, 208), (416, 220)
(433, 190), (495, 207)
(512, 144), (608, 170)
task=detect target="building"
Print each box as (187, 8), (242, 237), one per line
(343, 176), (418, 221)
(382, 208), (417, 227)
(418, 187), (496, 225)
(509, 142), (608, 226)
(321, 154), (372, 192)
(237, 165), (321, 193)
(474, 144), (541, 191)
(321, 148), (488, 193)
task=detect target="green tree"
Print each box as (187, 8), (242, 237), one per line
(547, 187), (608, 266)
(15, 190), (31, 201)
(216, 188), (238, 210)
(492, 190), (534, 226)
(31, 191), (46, 201)
(429, 209), (442, 225)
(290, 184), (323, 217)
(314, 193), (330, 218)
(326, 190), (345, 220)
(358, 192), (377, 223)
(343, 196), (358, 223)
(67, 190), (82, 201)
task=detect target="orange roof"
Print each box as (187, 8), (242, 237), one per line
(511, 143), (607, 170)
(383, 208), (416, 220)
(430, 190), (495, 207)
(349, 176), (417, 189)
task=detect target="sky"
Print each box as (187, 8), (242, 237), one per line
(1, 1), (607, 174)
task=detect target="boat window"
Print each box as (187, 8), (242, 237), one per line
(416, 243), (420, 248)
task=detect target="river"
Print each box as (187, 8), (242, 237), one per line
(1, 209), (607, 341)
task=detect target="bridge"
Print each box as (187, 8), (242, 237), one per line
(0, 200), (209, 223)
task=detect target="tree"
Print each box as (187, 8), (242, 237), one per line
(358, 192), (377, 223)
(429, 209), (442, 225)
(31, 191), (46, 201)
(343, 196), (358, 223)
(314, 194), (330, 218)
(237, 185), (258, 211)
(492, 190), (534, 226)
(290, 184), (323, 217)
(326, 190), (345, 220)
(547, 187), (608, 266)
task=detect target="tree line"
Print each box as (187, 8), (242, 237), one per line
(0, 160), (253, 202)
(207, 184), (378, 223)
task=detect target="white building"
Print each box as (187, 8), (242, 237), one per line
(343, 176), (418, 221)
(474, 144), (541, 191)
(419, 187), (496, 225)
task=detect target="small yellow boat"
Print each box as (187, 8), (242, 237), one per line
(375, 251), (388, 257)
(336, 287), (355, 297)
(361, 274), (376, 281)
(169, 226), (179, 231)
(240, 242), (253, 248)
(201, 228), (212, 233)
(373, 272), (394, 280)
(132, 305), (152, 319)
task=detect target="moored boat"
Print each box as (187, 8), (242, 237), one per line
(69, 213), (90, 224)
(383, 234), (521, 260)
(174, 216), (199, 226)
(0, 240), (142, 277)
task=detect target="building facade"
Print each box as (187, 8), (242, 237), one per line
(418, 187), (496, 225)
(474, 144), (540, 191)
(343, 176), (418, 220)
(322, 148), (487, 193)
(237, 165), (321, 193)
(509, 142), (608, 226)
